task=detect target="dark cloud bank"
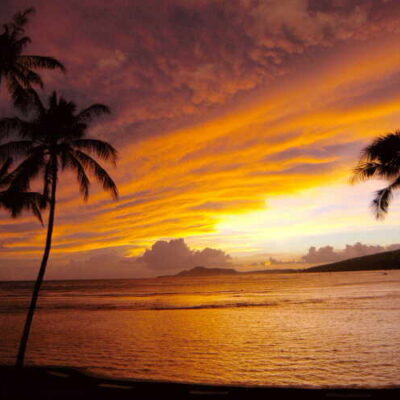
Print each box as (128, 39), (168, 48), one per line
(2, 0), (400, 140)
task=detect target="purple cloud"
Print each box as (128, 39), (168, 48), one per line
(302, 242), (400, 263)
(137, 238), (232, 272)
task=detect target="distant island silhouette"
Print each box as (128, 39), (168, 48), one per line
(162, 249), (400, 278)
(158, 266), (238, 278)
(305, 249), (400, 273)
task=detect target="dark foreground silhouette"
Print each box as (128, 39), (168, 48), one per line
(162, 250), (400, 278)
(306, 249), (400, 273)
(1, 91), (119, 368)
(159, 266), (238, 278)
(0, 366), (399, 400)
(352, 131), (400, 219)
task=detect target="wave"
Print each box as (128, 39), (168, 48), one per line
(0, 296), (333, 313)
(0, 300), (283, 314)
(0, 289), (245, 299)
(3, 292), (397, 314)
(149, 302), (280, 311)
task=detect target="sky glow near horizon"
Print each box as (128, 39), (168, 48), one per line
(2, 0), (400, 278)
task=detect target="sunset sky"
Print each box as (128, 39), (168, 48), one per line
(2, 0), (400, 279)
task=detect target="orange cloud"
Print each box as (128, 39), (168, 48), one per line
(2, 1), (400, 278)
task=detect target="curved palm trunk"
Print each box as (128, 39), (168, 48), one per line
(16, 166), (57, 368)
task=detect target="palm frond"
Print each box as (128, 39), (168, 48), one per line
(351, 161), (381, 183)
(8, 66), (38, 89)
(23, 192), (45, 224)
(353, 131), (400, 219)
(0, 117), (31, 140)
(73, 150), (118, 199)
(362, 132), (400, 164)
(12, 8), (35, 29)
(62, 152), (90, 200)
(15, 66), (44, 88)
(351, 160), (400, 182)
(373, 174), (400, 219)
(0, 141), (33, 162)
(5, 74), (31, 108)
(0, 88), (119, 221)
(371, 187), (393, 220)
(0, 158), (13, 186)
(18, 88), (46, 117)
(0, 190), (44, 224)
(15, 36), (32, 52)
(389, 174), (400, 190)
(0, 140), (44, 225)
(18, 55), (65, 72)
(7, 150), (46, 192)
(70, 139), (118, 164)
(77, 104), (110, 123)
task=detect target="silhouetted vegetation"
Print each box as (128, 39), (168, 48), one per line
(0, 157), (45, 223)
(352, 131), (400, 219)
(0, 89), (118, 367)
(0, 8), (64, 107)
(0, 8), (118, 368)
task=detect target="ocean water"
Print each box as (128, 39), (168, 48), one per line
(0, 270), (399, 387)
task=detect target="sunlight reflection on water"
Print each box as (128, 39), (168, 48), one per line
(1, 270), (400, 387)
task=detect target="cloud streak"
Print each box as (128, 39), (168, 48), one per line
(2, 1), (400, 278)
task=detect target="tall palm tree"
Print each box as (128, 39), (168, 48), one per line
(0, 90), (118, 368)
(0, 157), (44, 222)
(0, 8), (65, 106)
(352, 131), (400, 219)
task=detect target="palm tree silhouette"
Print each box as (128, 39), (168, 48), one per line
(0, 157), (44, 223)
(352, 131), (400, 219)
(0, 90), (118, 367)
(0, 8), (65, 106)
